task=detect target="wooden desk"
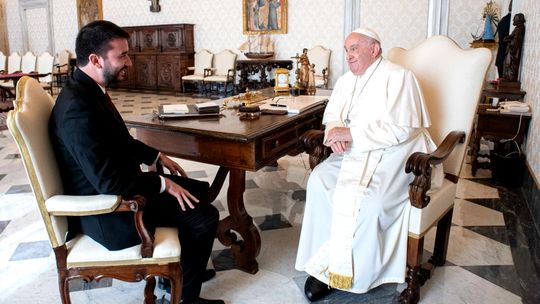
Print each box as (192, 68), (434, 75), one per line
(471, 106), (531, 176)
(125, 92), (327, 273)
(236, 59), (293, 93)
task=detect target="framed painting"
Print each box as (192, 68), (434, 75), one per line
(77, 0), (103, 29)
(243, 0), (287, 35)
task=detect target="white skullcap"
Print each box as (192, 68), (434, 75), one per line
(351, 27), (380, 43)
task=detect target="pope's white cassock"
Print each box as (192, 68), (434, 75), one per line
(295, 57), (443, 293)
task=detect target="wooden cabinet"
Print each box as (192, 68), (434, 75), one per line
(114, 24), (194, 91)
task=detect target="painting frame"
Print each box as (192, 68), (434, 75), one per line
(76, 0), (103, 30)
(243, 0), (287, 35)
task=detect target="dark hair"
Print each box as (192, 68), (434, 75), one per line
(75, 20), (129, 67)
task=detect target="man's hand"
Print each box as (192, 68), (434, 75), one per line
(326, 127), (352, 154)
(330, 141), (350, 154)
(159, 154), (187, 177)
(164, 177), (199, 211)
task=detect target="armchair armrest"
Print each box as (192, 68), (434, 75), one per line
(299, 129), (331, 169)
(406, 131), (465, 208)
(46, 194), (122, 216)
(226, 69), (235, 80)
(46, 194), (154, 258)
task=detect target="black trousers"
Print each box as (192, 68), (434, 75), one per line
(143, 174), (220, 302)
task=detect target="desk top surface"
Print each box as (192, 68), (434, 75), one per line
(125, 90), (330, 142)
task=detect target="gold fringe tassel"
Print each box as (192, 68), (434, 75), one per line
(328, 272), (353, 289)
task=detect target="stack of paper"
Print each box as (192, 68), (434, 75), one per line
(162, 104), (189, 114)
(195, 101), (220, 114)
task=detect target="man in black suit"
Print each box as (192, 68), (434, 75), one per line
(49, 20), (224, 304)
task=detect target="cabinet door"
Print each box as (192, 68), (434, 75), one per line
(161, 26), (184, 52)
(124, 27), (139, 52)
(134, 55), (157, 89)
(139, 28), (160, 53)
(157, 55), (182, 91)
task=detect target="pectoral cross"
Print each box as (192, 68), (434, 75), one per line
(149, 0), (161, 12)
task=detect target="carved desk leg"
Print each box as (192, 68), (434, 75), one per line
(217, 168), (261, 274)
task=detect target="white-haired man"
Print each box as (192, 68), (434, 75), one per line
(295, 28), (443, 301)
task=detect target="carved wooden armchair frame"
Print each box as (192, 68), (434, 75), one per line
(8, 77), (182, 304)
(300, 36), (491, 304)
(307, 45), (331, 89)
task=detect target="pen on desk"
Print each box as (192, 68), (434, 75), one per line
(269, 103), (287, 107)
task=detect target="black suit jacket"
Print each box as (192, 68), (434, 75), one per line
(49, 69), (162, 250)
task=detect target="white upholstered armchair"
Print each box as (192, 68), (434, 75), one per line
(300, 36), (491, 303)
(307, 45), (331, 89)
(204, 49), (237, 96)
(181, 49), (213, 94)
(8, 77), (183, 304)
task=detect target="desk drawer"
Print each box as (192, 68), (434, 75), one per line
(261, 127), (298, 159)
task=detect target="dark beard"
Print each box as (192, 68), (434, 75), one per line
(103, 66), (127, 86)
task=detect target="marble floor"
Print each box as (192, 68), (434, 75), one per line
(0, 89), (539, 304)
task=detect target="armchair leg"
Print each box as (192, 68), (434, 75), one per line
(58, 272), (71, 304)
(429, 208), (453, 266)
(400, 236), (423, 304)
(144, 276), (157, 304)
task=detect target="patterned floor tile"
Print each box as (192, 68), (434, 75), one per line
(462, 226), (510, 245)
(4, 154), (20, 159)
(254, 213), (292, 231)
(461, 265), (522, 296)
(9, 240), (52, 261)
(245, 179), (259, 189)
(293, 274), (400, 304)
(69, 278), (113, 292)
(466, 198), (505, 212)
(5, 184), (32, 194)
(211, 248), (237, 271)
(212, 199), (225, 212)
(0, 220), (9, 235)
(186, 170), (208, 179)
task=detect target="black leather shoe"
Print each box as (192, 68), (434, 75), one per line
(304, 276), (332, 302)
(183, 297), (225, 304)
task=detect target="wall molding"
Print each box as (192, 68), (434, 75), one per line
(427, 0), (449, 36)
(18, 0), (55, 53)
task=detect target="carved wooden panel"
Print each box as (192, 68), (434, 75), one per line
(124, 27), (139, 52)
(114, 24), (195, 91)
(134, 55), (157, 89)
(157, 55), (181, 90)
(139, 28), (160, 53)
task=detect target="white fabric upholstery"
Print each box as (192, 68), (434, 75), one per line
(66, 227), (180, 267)
(7, 52), (21, 74)
(193, 49), (213, 76)
(21, 51), (37, 73)
(209, 49), (237, 78)
(205, 75), (229, 82)
(307, 45), (331, 87)
(8, 77), (66, 247)
(387, 36), (491, 239)
(54, 49), (71, 74)
(37, 52), (55, 84)
(387, 36), (491, 176)
(46, 194), (121, 216)
(408, 179), (457, 237)
(182, 74), (206, 81)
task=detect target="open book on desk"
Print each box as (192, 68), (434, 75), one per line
(259, 95), (327, 114)
(158, 103), (220, 119)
